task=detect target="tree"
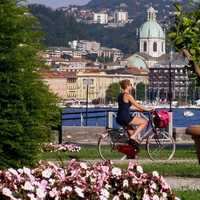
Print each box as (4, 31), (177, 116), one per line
(105, 83), (120, 103)
(169, 1), (200, 78)
(136, 82), (146, 101)
(0, 0), (59, 168)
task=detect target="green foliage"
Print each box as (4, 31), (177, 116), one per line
(28, 4), (139, 54)
(29, 1), (190, 54)
(136, 82), (146, 101)
(169, 2), (200, 72)
(29, 4), (89, 47)
(106, 82), (120, 103)
(0, 0), (59, 168)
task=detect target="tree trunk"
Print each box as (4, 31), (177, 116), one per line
(182, 48), (200, 77)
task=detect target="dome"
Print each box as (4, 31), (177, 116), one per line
(127, 54), (148, 70)
(139, 6), (165, 39)
(140, 21), (165, 39)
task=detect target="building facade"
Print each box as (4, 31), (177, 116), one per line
(93, 12), (108, 24)
(77, 40), (101, 53)
(148, 53), (191, 101)
(41, 68), (148, 102)
(127, 6), (189, 102)
(114, 11), (128, 24)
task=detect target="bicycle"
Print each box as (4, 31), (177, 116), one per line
(98, 111), (176, 161)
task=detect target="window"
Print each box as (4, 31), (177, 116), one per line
(153, 42), (157, 52)
(162, 42), (164, 52)
(143, 41), (147, 52)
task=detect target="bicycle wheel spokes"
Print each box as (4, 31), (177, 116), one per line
(98, 133), (127, 161)
(146, 130), (176, 161)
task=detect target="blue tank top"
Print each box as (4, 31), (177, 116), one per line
(117, 93), (132, 122)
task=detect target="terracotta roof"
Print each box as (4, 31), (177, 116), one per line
(83, 69), (101, 73)
(105, 67), (148, 75)
(40, 70), (76, 79)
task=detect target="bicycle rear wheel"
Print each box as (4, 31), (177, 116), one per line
(146, 129), (176, 161)
(98, 133), (127, 161)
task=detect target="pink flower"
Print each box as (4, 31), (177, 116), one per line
(27, 193), (37, 200)
(111, 167), (122, 176)
(22, 181), (34, 191)
(42, 168), (52, 178)
(49, 187), (59, 198)
(152, 171), (159, 178)
(75, 186), (84, 198)
(136, 165), (143, 174)
(2, 188), (12, 197)
(36, 188), (46, 199)
(62, 186), (72, 193)
(101, 166), (110, 174)
(100, 188), (110, 200)
(128, 160), (138, 169)
(123, 192), (130, 199)
(152, 195), (159, 200)
(80, 162), (87, 170)
(142, 193), (151, 200)
(123, 179), (129, 187)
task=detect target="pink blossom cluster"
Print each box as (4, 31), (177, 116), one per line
(0, 160), (178, 200)
(42, 143), (81, 153)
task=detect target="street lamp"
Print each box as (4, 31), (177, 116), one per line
(83, 78), (93, 126)
(168, 48), (173, 136)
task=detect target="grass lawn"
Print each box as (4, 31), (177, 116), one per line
(175, 190), (200, 200)
(116, 163), (200, 178)
(39, 145), (200, 177)
(40, 145), (197, 160)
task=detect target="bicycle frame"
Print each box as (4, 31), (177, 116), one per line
(131, 111), (165, 147)
(98, 111), (175, 161)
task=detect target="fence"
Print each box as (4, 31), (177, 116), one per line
(58, 109), (173, 143)
(59, 109), (116, 143)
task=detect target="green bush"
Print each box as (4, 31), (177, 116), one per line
(0, 0), (59, 168)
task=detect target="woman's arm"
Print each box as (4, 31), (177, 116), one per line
(128, 94), (152, 112)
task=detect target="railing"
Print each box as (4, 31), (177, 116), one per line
(61, 109), (116, 126)
(58, 109), (173, 143)
(59, 109), (116, 143)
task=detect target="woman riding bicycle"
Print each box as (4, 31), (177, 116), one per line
(116, 79), (153, 145)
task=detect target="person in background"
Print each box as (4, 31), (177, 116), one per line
(116, 79), (153, 146)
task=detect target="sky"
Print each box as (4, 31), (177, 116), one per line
(28, 0), (90, 9)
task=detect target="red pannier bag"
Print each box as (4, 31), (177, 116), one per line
(116, 144), (137, 157)
(153, 110), (169, 128)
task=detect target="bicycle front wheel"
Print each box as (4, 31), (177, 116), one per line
(98, 133), (126, 161)
(146, 129), (176, 161)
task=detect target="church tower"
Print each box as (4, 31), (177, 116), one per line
(139, 7), (166, 57)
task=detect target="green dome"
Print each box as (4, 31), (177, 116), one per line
(127, 54), (148, 69)
(140, 21), (165, 39)
(139, 7), (165, 39)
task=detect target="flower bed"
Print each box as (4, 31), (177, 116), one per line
(42, 143), (81, 153)
(0, 160), (178, 200)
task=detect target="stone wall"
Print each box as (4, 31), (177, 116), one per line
(54, 126), (194, 144)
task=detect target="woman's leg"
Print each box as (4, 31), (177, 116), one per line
(128, 116), (148, 142)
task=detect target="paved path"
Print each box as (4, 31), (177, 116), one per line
(76, 159), (198, 165)
(165, 177), (200, 190)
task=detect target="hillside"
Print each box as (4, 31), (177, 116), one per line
(85, 0), (188, 22)
(29, 4), (139, 54)
(29, 0), (188, 54)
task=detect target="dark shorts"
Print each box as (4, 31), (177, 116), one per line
(116, 114), (133, 127)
